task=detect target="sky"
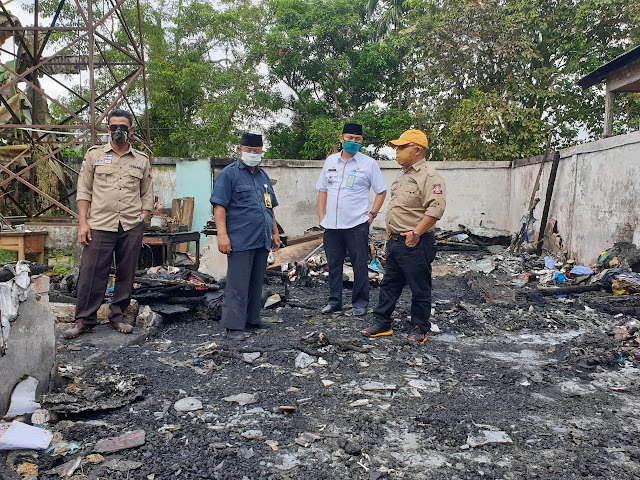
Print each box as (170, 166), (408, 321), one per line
(4, 0), (72, 99)
(2, 0), (393, 155)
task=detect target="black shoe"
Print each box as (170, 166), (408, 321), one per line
(408, 325), (428, 344)
(321, 304), (342, 314)
(361, 324), (393, 338)
(226, 329), (246, 341)
(246, 321), (269, 330)
(352, 308), (367, 317)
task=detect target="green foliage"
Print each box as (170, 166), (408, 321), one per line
(33, 0), (640, 161)
(51, 254), (74, 276)
(0, 250), (17, 266)
(405, 0), (640, 160)
(261, 0), (410, 159)
(144, 0), (272, 157)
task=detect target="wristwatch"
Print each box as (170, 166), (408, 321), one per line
(411, 230), (420, 240)
(369, 211), (378, 218)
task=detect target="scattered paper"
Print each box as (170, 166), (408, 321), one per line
(0, 421), (53, 450)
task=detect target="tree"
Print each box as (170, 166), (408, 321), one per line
(144, 0), (271, 157)
(261, 0), (411, 159)
(403, 0), (640, 161)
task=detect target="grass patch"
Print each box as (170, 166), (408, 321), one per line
(0, 249), (17, 265)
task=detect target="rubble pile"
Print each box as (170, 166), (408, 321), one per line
(2, 238), (640, 478)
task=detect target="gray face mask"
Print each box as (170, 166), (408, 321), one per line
(241, 151), (262, 167)
(111, 130), (129, 145)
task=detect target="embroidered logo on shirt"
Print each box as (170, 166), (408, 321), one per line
(130, 164), (144, 171)
(95, 158), (104, 164)
(148, 167), (153, 178)
(80, 164), (85, 172)
(433, 184), (443, 194)
(407, 178), (418, 184)
(105, 154), (112, 164)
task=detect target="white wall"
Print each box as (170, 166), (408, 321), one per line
(260, 159), (512, 236)
(155, 130), (640, 264)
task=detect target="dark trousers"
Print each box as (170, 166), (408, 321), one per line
(373, 233), (437, 333)
(75, 222), (145, 327)
(221, 248), (269, 330)
(324, 221), (370, 309)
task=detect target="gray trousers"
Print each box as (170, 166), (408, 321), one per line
(221, 248), (269, 330)
(75, 222), (144, 327)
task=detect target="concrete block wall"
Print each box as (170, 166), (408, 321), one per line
(511, 131), (640, 263)
(25, 131), (639, 265)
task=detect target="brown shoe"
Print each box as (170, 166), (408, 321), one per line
(109, 322), (134, 334)
(64, 322), (92, 339)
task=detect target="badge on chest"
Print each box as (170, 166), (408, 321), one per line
(263, 184), (272, 209)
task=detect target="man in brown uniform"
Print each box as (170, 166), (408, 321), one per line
(362, 129), (446, 344)
(64, 109), (153, 339)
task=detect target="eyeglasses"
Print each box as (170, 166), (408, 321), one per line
(109, 124), (130, 132)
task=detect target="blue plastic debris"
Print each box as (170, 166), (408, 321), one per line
(544, 257), (557, 270)
(570, 265), (594, 275)
(368, 258), (385, 274)
(552, 272), (567, 284)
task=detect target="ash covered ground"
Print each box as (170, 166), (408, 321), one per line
(5, 251), (640, 480)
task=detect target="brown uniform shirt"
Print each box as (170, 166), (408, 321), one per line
(386, 159), (446, 234)
(76, 143), (154, 232)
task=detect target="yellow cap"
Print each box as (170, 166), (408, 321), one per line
(389, 129), (428, 148)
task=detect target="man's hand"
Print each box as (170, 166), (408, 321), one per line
(318, 212), (325, 225)
(217, 233), (232, 255)
(401, 230), (419, 248)
(367, 212), (374, 225)
(272, 232), (282, 252)
(78, 222), (92, 247)
(142, 210), (151, 223)
(386, 230), (391, 240)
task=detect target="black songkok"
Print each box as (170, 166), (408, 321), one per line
(342, 123), (363, 135)
(240, 133), (263, 147)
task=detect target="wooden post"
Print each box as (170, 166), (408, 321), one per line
(604, 82), (615, 137)
(536, 151), (560, 255)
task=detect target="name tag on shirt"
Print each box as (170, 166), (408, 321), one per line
(264, 193), (272, 208)
(345, 169), (356, 188)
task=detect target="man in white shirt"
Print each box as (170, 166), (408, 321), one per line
(316, 123), (387, 316)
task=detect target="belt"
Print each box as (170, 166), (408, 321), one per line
(388, 232), (435, 242)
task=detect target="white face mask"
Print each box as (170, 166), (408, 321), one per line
(241, 151), (262, 167)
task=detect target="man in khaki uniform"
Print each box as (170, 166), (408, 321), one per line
(64, 109), (153, 339)
(362, 129), (446, 344)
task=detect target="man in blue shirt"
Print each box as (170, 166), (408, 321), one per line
(210, 133), (281, 340)
(316, 123), (387, 316)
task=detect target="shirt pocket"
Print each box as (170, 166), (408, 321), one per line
(354, 171), (368, 186)
(234, 184), (253, 204)
(399, 182), (421, 207)
(127, 168), (144, 189)
(95, 165), (113, 186)
(325, 171), (339, 187)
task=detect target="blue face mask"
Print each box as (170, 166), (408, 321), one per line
(343, 141), (361, 154)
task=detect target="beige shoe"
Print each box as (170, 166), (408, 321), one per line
(63, 322), (92, 339)
(109, 322), (134, 334)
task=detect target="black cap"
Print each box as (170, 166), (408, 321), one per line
(240, 133), (263, 147)
(342, 123), (363, 136)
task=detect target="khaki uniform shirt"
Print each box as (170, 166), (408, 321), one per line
(386, 159), (446, 234)
(76, 143), (154, 232)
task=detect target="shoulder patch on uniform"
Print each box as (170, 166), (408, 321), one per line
(433, 184), (443, 194)
(133, 148), (149, 158)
